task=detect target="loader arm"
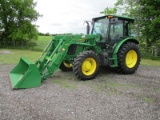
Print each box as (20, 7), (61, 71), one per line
(36, 38), (70, 81)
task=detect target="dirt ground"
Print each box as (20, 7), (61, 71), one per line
(0, 64), (160, 120)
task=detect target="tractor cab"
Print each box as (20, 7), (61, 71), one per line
(91, 15), (134, 44)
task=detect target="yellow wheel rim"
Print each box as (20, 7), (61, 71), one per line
(125, 50), (138, 68)
(63, 61), (72, 68)
(82, 58), (97, 76)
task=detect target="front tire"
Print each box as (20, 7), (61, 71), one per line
(117, 42), (141, 74)
(73, 51), (100, 80)
(59, 61), (72, 71)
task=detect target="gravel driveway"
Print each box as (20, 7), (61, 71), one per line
(0, 65), (160, 120)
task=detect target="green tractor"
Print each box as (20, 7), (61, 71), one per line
(10, 15), (141, 89)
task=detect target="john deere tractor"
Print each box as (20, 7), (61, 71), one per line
(10, 15), (141, 89)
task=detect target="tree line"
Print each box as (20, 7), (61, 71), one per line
(38, 32), (73, 36)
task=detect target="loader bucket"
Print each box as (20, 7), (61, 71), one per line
(10, 57), (41, 89)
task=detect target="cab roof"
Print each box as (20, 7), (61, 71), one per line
(92, 15), (135, 22)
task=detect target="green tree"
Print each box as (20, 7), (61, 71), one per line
(138, 0), (160, 56)
(0, 0), (40, 47)
(100, 7), (117, 15)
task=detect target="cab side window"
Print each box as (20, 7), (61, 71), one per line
(110, 22), (123, 40)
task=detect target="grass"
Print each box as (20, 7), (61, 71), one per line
(0, 36), (52, 64)
(141, 59), (160, 66)
(52, 79), (77, 89)
(0, 49), (41, 64)
(156, 88), (160, 93)
(143, 97), (155, 103)
(33, 36), (53, 51)
(52, 71), (77, 89)
(90, 79), (140, 93)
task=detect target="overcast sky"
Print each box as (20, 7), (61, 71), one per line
(34, 0), (117, 34)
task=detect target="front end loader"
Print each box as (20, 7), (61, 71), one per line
(10, 15), (141, 89)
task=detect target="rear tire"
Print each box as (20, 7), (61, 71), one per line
(117, 42), (141, 74)
(73, 51), (100, 80)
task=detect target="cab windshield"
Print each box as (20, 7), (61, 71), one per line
(92, 18), (109, 40)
